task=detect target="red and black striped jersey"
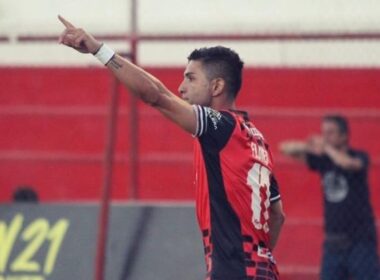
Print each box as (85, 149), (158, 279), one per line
(193, 105), (281, 280)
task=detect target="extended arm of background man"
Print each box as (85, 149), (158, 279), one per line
(279, 140), (309, 160)
(58, 15), (197, 135)
(280, 138), (364, 171)
(268, 200), (285, 251)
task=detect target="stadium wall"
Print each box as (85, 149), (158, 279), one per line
(1, 67), (380, 220)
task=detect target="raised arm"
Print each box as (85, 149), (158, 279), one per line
(104, 54), (197, 134)
(58, 15), (196, 134)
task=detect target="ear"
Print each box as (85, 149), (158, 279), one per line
(210, 78), (226, 97)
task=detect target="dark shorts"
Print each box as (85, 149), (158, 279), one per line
(321, 239), (380, 280)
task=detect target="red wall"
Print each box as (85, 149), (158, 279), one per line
(1, 66), (380, 275)
(1, 67), (379, 202)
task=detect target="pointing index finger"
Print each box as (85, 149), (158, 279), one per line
(58, 15), (75, 28)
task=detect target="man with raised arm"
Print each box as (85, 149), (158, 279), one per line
(280, 115), (379, 280)
(58, 15), (285, 280)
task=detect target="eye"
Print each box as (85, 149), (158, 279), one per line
(186, 74), (195, 82)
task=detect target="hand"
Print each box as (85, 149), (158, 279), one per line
(58, 15), (102, 54)
(307, 135), (325, 155)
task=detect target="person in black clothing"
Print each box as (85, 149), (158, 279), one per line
(280, 115), (379, 280)
(12, 186), (39, 203)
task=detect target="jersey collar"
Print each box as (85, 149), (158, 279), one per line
(228, 109), (250, 121)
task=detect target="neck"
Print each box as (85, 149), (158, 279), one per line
(210, 98), (236, 111)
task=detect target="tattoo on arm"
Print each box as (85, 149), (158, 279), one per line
(107, 55), (123, 69)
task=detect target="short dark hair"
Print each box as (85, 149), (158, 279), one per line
(187, 46), (244, 99)
(323, 115), (349, 135)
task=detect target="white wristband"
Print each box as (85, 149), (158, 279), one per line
(94, 44), (115, 65)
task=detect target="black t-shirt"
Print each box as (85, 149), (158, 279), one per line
(306, 149), (376, 241)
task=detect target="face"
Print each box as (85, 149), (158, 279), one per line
(178, 60), (213, 106)
(321, 121), (348, 148)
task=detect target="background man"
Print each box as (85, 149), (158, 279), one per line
(281, 115), (379, 280)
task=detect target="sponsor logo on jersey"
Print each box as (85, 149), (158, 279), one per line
(206, 108), (222, 130)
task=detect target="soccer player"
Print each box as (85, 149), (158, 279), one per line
(58, 16), (285, 280)
(280, 115), (380, 280)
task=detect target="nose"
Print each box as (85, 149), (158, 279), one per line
(178, 80), (186, 95)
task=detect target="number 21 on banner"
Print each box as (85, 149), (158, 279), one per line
(0, 214), (69, 275)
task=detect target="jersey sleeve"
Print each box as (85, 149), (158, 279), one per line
(269, 175), (281, 204)
(193, 105), (236, 150)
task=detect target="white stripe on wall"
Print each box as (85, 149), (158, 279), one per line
(1, 40), (380, 67)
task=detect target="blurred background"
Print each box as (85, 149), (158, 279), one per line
(1, 0), (380, 279)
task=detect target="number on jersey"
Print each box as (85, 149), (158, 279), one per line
(247, 163), (271, 232)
